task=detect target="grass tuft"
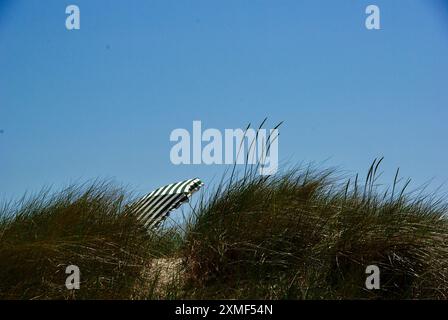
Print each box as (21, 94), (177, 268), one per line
(183, 162), (448, 299)
(0, 182), (159, 299)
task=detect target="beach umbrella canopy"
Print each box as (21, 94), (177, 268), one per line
(130, 178), (203, 230)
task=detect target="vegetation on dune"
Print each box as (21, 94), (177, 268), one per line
(1, 160), (448, 299)
(0, 182), (177, 299)
(184, 161), (448, 299)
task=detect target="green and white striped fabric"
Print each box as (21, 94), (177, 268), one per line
(131, 178), (203, 229)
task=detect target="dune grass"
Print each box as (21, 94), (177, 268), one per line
(1, 161), (448, 299)
(182, 161), (448, 299)
(0, 182), (178, 299)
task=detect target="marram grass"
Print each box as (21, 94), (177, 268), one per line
(184, 162), (448, 299)
(0, 182), (178, 299)
(1, 161), (448, 299)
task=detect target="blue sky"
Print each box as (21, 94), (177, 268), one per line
(1, 0), (448, 201)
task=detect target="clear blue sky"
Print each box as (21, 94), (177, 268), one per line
(1, 0), (448, 201)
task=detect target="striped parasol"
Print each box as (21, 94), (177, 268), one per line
(130, 178), (204, 230)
